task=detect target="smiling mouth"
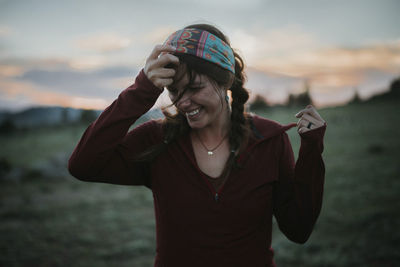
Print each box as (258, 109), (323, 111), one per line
(185, 108), (201, 117)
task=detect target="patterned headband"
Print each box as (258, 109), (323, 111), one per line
(164, 28), (235, 74)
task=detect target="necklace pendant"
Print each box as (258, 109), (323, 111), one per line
(208, 151), (213, 155)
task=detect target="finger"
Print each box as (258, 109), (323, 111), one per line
(295, 107), (312, 118)
(153, 53), (180, 69)
(296, 105), (324, 122)
(153, 78), (174, 89)
(152, 68), (176, 79)
(145, 53), (179, 79)
(297, 118), (311, 129)
(306, 105), (324, 122)
(301, 113), (323, 127)
(297, 126), (310, 134)
(146, 68), (176, 85)
(148, 44), (176, 61)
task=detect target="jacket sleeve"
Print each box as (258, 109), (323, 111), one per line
(68, 69), (164, 188)
(273, 124), (326, 243)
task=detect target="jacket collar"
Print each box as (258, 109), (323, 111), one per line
(236, 114), (297, 164)
(250, 114), (297, 141)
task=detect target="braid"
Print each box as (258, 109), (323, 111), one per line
(218, 51), (250, 178)
(229, 51), (250, 154)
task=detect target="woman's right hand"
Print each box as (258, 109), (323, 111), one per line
(144, 44), (179, 89)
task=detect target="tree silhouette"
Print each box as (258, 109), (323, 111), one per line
(249, 94), (269, 111)
(350, 87), (362, 104)
(287, 80), (312, 107)
(389, 77), (400, 98)
(0, 119), (16, 134)
(80, 109), (97, 124)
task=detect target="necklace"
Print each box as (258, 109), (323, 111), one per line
(195, 131), (228, 156)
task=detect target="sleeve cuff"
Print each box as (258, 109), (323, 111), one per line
(299, 123), (327, 154)
(135, 69), (164, 94)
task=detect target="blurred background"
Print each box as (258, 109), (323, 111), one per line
(0, 0), (399, 266)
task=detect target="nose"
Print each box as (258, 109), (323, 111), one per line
(176, 94), (191, 109)
(176, 95), (191, 109)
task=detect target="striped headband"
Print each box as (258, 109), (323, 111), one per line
(164, 28), (235, 74)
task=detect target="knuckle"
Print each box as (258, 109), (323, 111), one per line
(168, 69), (176, 76)
(154, 79), (162, 88)
(155, 44), (163, 51)
(148, 71), (157, 81)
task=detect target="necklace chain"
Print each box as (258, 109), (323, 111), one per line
(195, 131), (228, 156)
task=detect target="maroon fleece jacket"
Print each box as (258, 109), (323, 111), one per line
(68, 69), (326, 267)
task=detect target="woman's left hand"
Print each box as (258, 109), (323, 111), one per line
(295, 105), (326, 134)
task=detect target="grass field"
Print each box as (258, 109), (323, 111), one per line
(1, 97), (399, 267)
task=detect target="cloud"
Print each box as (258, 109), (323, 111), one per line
(15, 65), (137, 99)
(0, 25), (11, 36)
(0, 78), (109, 110)
(0, 58), (71, 74)
(232, 28), (400, 104)
(75, 32), (132, 53)
(0, 58), (141, 110)
(0, 65), (25, 77)
(231, 25), (320, 69)
(231, 26), (400, 77)
(143, 26), (177, 44)
(69, 56), (107, 70)
(245, 67), (304, 104)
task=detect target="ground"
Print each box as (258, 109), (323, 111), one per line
(1, 97), (399, 267)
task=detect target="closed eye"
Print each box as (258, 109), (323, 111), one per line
(187, 85), (203, 91)
(166, 86), (178, 94)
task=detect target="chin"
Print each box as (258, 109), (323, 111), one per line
(187, 118), (207, 129)
(188, 121), (203, 129)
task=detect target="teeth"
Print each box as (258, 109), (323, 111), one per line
(186, 108), (200, 116)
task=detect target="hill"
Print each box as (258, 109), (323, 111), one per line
(0, 106), (163, 130)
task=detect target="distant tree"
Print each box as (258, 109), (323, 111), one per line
(389, 77), (400, 98)
(366, 76), (400, 102)
(61, 108), (69, 124)
(0, 119), (16, 134)
(0, 157), (12, 179)
(287, 80), (312, 107)
(249, 94), (269, 111)
(350, 88), (362, 104)
(80, 109), (97, 124)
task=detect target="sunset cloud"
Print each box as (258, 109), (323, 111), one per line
(69, 56), (107, 70)
(235, 28), (400, 78)
(231, 25), (320, 70)
(228, 27), (399, 106)
(0, 65), (25, 77)
(75, 32), (132, 53)
(1, 24), (399, 111)
(143, 26), (177, 44)
(0, 78), (112, 111)
(0, 58), (141, 111)
(0, 25), (11, 36)
(233, 29), (399, 101)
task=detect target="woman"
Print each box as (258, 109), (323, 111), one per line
(68, 24), (327, 267)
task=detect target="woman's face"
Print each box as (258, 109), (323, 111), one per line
(167, 71), (228, 130)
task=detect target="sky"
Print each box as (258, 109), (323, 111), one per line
(0, 0), (399, 111)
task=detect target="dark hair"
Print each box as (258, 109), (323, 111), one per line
(135, 23), (250, 178)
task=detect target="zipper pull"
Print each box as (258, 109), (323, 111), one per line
(215, 193), (219, 202)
